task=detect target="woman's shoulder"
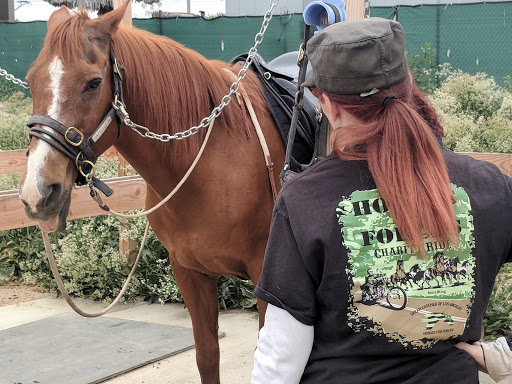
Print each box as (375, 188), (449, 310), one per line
(443, 150), (512, 190)
(279, 154), (368, 195)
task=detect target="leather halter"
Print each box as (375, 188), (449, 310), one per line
(26, 45), (125, 197)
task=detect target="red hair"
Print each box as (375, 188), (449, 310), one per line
(410, 75), (444, 139)
(316, 75), (457, 257)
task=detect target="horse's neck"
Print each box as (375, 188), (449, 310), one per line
(114, 29), (221, 131)
(112, 32), (212, 183)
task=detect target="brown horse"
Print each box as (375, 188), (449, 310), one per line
(18, 3), (284, 383)
(424, 252), (447, 288)
(390, 259), (412, 288)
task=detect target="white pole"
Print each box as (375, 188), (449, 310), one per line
(187, 0), (191, 13)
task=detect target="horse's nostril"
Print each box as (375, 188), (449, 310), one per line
(44, 183), (62, 206)
(21, 199), (30, 208)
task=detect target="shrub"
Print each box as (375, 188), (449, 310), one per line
(430, 68), (512, 154)
(498, 93), (512, 120)
(482, 264), (512, 340)
(0, 76), (25, 100)
(0, 92), (31, 150)
(407, 42), (438, 94)
(504, 75), (512, 94)
(0, 226), (48, 284)
(435, 72), (504, 120)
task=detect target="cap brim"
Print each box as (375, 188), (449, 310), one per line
(302, 74), (316, 89)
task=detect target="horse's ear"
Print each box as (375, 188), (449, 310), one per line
(95, 0), (130, 35)
(47, 6), (71, 30)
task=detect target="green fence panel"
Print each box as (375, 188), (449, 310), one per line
(436, 3), (512, 85)
(372, 3), (512, 85)
(135, 15), (305, 63)
(0, 21), (46, 80)
(0, 3), (511, 89)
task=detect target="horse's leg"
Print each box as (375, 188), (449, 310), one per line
(247, 259), (267, 329)
(172, 261), (221, 384)
(253, 298), (267, 329)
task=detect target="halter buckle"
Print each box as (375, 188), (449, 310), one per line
(65, 126), (84, 147)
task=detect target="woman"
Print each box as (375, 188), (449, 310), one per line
(251, 18), (512, 383)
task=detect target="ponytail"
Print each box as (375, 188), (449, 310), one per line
(323, 77), (458, 257)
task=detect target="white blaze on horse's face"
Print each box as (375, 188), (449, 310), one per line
(48, 56), (65, 117)
(19, 56), (65, 213)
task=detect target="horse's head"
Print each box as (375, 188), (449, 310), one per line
(18, 3), (129, 232)
(433, 252), (445, 267)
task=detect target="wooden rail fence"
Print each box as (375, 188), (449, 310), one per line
(0, 149), (146, 232)
(1, 149), (512, 232)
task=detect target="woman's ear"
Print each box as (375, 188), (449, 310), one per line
(319, 95), (338, 122)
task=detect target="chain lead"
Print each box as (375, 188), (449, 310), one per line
(120, 0), (279, 143)
(0, 68), (30, 90)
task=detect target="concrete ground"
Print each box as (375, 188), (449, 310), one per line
(0, 296), (506, 384)
(0, 297), (258, 383)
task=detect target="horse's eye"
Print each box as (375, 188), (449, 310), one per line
(84, 78), (102, 92)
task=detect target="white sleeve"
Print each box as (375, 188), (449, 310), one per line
(481, 337), (512, 382)
(251, 304), (314, 384)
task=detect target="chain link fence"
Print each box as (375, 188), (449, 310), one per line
(371, 2), (512, 87)
(0, 1), (511, 91)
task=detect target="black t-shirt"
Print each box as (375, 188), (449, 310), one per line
(254, 150), (512, 384)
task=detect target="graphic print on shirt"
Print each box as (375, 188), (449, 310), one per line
(336, 186), (475, 349)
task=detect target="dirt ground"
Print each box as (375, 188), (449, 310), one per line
(0, 282), (50, 307)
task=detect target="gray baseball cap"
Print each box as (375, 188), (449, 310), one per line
(302, 18), (408, 96)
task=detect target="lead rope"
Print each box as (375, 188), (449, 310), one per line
(45, 118), (215, 317)
(90, 118), (215, 220)
(42, 222), (149, 317)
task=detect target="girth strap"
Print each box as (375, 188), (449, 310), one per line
(223, 68), (278, 203)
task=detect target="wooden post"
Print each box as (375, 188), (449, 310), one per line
(0, 0), (15, 22)
(344, 0), (365, 21)
(113, 0), (133, 26)
(112, 0), (138, 261)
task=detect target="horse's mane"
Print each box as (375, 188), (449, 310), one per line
(39, 9), (89, 65)
(41, 10), (272, 159)
(114, 26), (270, 148)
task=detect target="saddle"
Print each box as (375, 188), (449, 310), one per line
(229, 52), (318, 171)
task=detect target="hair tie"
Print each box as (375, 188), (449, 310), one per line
(381, 95), (397, 109)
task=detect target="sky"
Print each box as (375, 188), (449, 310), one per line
(14, 0), (226, 21)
